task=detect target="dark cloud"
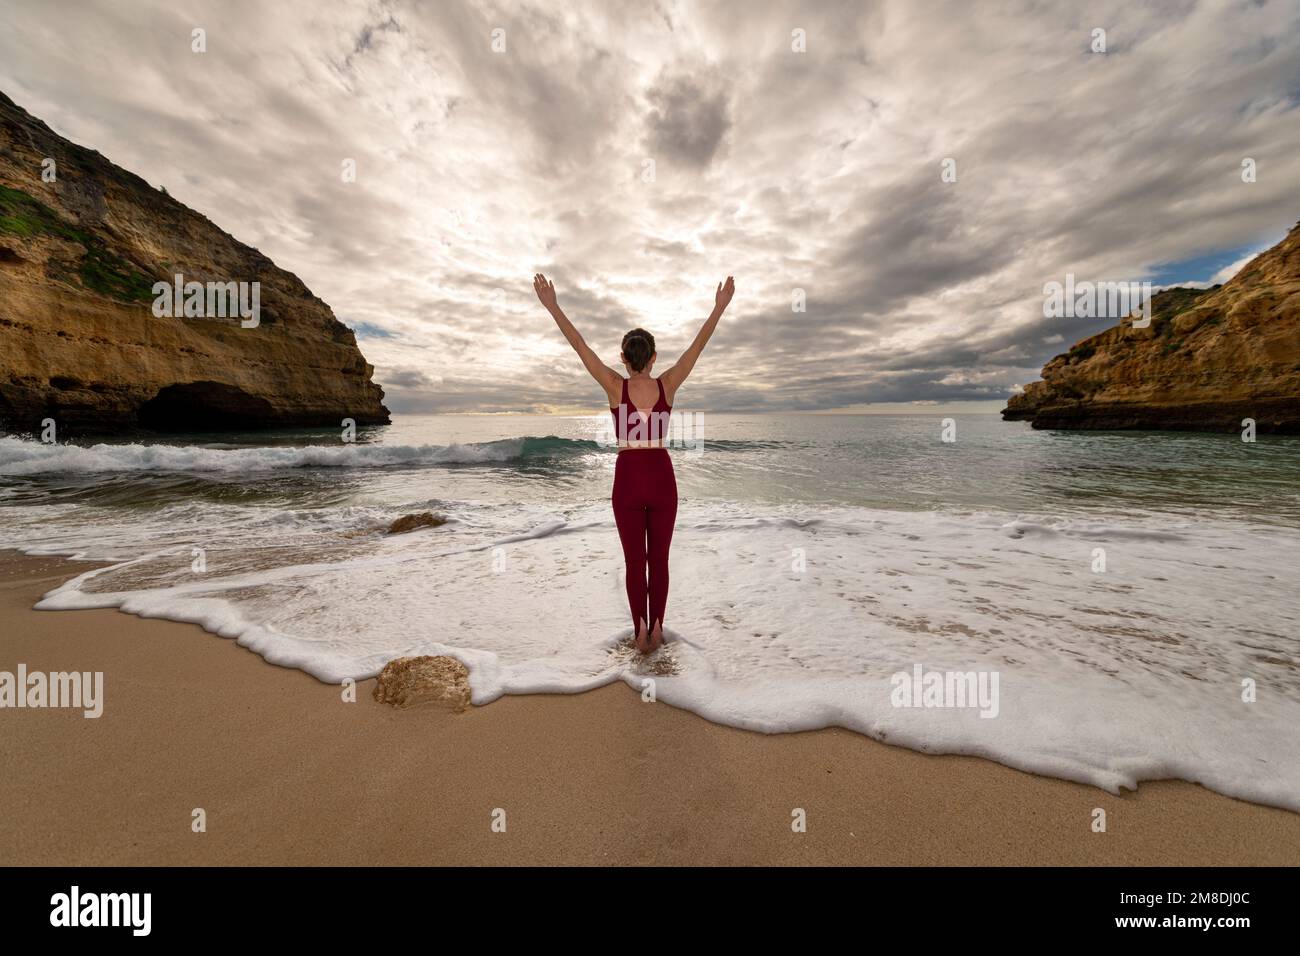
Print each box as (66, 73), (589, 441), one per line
(352, 15), (401, 58)
(643, 66), (730, 168)
(385, 368), (437, 388)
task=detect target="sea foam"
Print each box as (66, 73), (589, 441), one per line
(0, 435), (527, 475)
(16, 496), (1300, 812)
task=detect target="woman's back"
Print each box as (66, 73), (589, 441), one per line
(623, 376), (667, 412)
(611, 376), (672, 448)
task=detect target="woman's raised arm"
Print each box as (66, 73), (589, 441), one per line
(660, 276), (734, 398)
(534, 274), (621, 398)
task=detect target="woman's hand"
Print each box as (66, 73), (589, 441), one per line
(534, 273), (558, 312)
(714, 275), (735, 311)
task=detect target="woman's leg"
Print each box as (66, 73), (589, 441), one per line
(646, 454), (678, 641)
(613, 504), (649, 635)
(612, 459), (649, 638)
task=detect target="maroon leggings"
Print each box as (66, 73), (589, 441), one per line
(611, 448), (678, 633)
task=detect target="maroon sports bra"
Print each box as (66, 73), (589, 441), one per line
(610, 377), (672, 448)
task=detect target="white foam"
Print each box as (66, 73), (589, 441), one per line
(16, 498), (1300, 811)
(0, 436), (524, 475)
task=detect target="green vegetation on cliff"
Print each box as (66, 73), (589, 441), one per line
(0, 184), (154, 303)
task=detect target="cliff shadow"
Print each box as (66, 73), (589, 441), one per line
(138, 381), (278, 432)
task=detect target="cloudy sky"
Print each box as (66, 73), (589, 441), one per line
(2, 0), (1299, 413)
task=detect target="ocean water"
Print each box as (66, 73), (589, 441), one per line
(2, 413), (1299, 811)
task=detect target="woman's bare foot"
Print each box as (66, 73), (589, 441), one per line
(634, 619), (651, 655)
(648, 621), (665, 653)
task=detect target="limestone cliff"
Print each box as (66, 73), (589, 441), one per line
(1003, 222), (1300, 433)
(0, 91), (389, 434)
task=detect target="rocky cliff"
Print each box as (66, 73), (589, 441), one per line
(1003, 222), (1300, 433)
(0, 91), (389, 434)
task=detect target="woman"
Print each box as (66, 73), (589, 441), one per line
(533, 273), (735, 654)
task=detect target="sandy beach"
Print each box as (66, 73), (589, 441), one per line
(0, 550), (1296, 866)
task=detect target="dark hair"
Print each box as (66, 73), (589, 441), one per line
(621, 328), (656, 372)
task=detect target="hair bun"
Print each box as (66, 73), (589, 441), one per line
(620, 328), (656, 372)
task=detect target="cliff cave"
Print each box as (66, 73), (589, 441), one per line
(138, 382), (277, 432)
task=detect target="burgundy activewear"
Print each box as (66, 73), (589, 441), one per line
(610, 377), (677, 635)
